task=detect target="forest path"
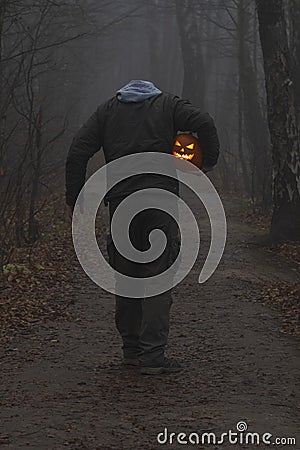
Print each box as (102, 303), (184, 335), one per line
(0, 194), (300, 450)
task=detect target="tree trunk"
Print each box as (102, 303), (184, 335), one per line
(256, 0), (300, 241)
(237, 0), (251, 194)
(289, 0), (300, 120)
(147, 0), (161, 84)
(0, 0), (7, 178)
(238, 0), (272, 204)
(175, 0), (205, 108)
(28, 106), (42, 243)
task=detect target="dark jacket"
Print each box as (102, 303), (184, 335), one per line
(65, 92), (220, 207)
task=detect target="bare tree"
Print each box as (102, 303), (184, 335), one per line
(175, 0), (206, 108)
(0, 0), (87, 265)
(238, 0), (271, 204)
(287, 0), (300, 121)
(256, 0), (300, 240)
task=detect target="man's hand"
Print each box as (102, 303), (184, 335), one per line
(66, 205), (74, 221)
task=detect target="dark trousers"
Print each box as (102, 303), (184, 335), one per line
(107, 196), (179, 364)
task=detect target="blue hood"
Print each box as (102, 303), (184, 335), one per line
(117, 80), (162, 103)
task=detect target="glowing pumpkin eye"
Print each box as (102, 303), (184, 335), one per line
(175, 140), (181, 146)
(186, 143), (194, 150)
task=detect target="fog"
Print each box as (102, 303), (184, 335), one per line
(0, 0), (299, 259)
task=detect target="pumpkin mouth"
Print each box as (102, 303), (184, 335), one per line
(173, 151), (195, 161)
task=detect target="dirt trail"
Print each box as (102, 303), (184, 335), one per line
(0, 194), (299, 450)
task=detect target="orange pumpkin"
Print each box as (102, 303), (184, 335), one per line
(172, 133), (203, 168)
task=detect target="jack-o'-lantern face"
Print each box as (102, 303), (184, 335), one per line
(172, 133), (203, 168)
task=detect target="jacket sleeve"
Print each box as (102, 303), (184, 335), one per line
(65, 105), (105, 207)
(173, 97), (220, 169)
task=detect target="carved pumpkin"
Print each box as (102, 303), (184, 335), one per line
(172, 133), (203, 168)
